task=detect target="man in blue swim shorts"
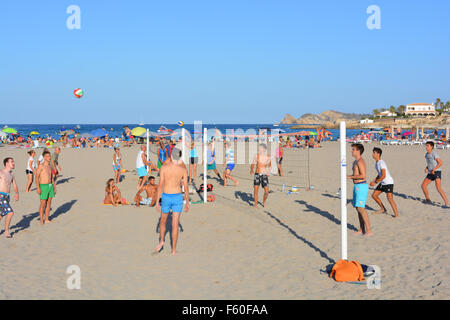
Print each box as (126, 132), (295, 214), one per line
(347, 143), (372, 237)
(155, 148), (189, 255)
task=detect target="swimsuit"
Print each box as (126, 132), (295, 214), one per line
(39, 184), (55, 200)
(137, 166), (148, 177)
(161, 193), (183, 214)
(140, 197), (153, 206)
(426, 171), (442, 181)
(0, 192), (13, 217)
(352, 181), (369, 208)
(375, 183), (394, 193)
(254, 173), (269, 188)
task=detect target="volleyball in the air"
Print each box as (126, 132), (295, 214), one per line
(73, 88), (84, 98)
(177, 121), (184, 127)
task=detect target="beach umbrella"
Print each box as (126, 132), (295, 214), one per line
(2, 127), (17, 134)
(309, 131), (318, 136)
(402, 131), (414, 136)
(30, 131), (40, 136)
(131, 127), (146, 137)
(80, 132), (94, 138)
(91, 128), (108, 137)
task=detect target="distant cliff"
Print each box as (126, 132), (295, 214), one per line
(281, 110), (369, 126)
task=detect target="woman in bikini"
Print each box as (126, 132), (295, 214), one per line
(104, 178), (128, 206)
(112, 147), (123, 184)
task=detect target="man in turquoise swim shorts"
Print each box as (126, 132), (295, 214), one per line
(347, 143), (372, 237)
(155, 148), (189, 255)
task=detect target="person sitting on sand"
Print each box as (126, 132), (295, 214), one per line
(104, 178), (128, 206)
(134, 176), (158, 207)
(155, 148), (189, 255)
(421, 141), (449, 207)
(251, 144), (271, 208)
(36, 151), (56, 224)
(347, 143), (372, 237)
(369, 147), (399, 218)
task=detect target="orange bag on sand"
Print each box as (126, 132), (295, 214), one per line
(329, 260), (365, 282)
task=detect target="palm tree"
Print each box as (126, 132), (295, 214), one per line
(444, 101), (450, 112)
(435, 98), (441, 109)
(389, 105), (396, 114)
(373, 108), (379, 116)
(397, 105), (406, 115)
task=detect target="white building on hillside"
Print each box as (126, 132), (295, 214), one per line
(360, 118), (374, 124)
(405, 103), (436, 116)
(378, 111), (397, 117)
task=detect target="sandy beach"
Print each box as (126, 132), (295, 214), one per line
(0, 141), (448, 299)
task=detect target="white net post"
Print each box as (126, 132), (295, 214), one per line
(340, 121), (348, 260)
(182, 128), (186, 164)
(146, 129), (149, 165)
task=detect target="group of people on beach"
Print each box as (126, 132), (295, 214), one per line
(0, 147), (62, 238)
(348, 141), (448, 237)
(1, 129), (448, 258)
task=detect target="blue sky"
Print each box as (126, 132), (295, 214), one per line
(1, 0), (449, 124)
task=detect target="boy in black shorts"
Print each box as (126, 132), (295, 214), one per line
(421, 141), (448, 206)
(369, 148), (399, 217)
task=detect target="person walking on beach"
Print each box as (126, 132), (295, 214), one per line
(155, 148), (189, 255)
(276, 138), (283, 176)
(250, 144), (271, 208)
(223, 141), (238, 187)
(206, 142), (222, 181)
(25, 150), (36, 192)
(347, 144), (372, 237)
(189, 142), (198, 184)
(369, 147), (399, 218)
(36, 151), (56, 224)
(157, 140), (170, 169)
(421, 141), (449, 206)
(112, 147), (123, 184)
(0, 158), (19, 238)
(137, 145), (151, 189)
(51, 147), (62, 183)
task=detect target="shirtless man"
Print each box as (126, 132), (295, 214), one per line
(155, 148), (189, 255)
(36, 151), (56, 224)
(250, 144), (272, 208)
(134, 176), (158, 207)
(347, 144), (372, 237)
(0, 158), (19, 238)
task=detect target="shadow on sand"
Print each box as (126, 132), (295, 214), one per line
(155, 213), (184, 251)
(5, 200), (77, 237)
(296, 200), (358, 232)
(56, 177), (75, 185)
(263, 210), (335, 265)
(234, 191), (254, 206)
